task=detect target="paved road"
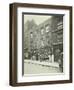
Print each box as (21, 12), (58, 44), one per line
(24, 62), (61, 75)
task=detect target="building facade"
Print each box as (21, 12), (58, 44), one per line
(24, 15), (63, 63)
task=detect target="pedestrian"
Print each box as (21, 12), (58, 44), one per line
(58, 54), (63, 72)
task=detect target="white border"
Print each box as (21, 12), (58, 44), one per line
(17, 7), (70, 82)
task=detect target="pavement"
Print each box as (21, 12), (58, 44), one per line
(24, 59), (59, 68)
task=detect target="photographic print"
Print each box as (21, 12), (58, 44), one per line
(10, 3), (72, 86)
(23, 14), (63, 75)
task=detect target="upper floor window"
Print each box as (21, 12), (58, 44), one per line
(41, 40), (44, 46)
(57, 24), (63, 30)
(41, 28), (44, 34)
(30, 32), (33, 38)
(57, 21), (63, 26)
(45, 25), (49, 32)
(57, 21), (63, 30)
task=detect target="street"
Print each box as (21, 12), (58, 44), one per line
(24, 60), (61, 75)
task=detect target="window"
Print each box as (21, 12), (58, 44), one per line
(30, 32), (33, 38)
(57, 25), (63, 30)
(57, 21), (63, 30)
(41, 40), (44, 46)
(41, 28), (44, 34)
(46, 25), (49, 32)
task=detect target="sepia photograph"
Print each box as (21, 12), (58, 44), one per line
(23, 13), (63, 75)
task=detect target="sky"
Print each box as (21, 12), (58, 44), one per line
(24, 15), (52, 25)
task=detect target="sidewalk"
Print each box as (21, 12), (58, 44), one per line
(24, 60), (59, 68)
